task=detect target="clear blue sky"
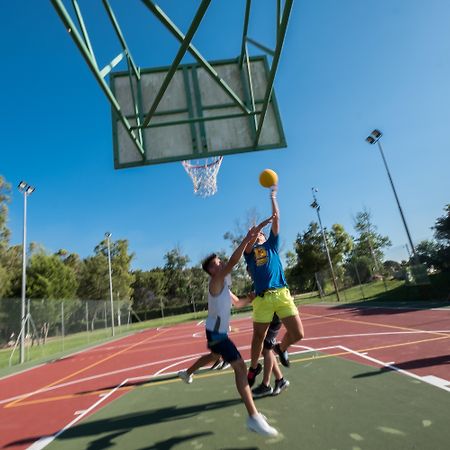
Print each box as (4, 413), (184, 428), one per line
(1, 0), (449, 269)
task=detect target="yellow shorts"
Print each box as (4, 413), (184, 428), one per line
(252, 287), (298, 323)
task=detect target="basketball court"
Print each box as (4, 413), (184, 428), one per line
(1, 304), (449, 449)
(2, 2), (449, 449)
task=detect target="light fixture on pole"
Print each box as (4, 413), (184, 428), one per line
(17, 180), (35, 364)
(365, 129), (418, 262)
(310, 188), (341, 302)
(105, 232), (115, 337)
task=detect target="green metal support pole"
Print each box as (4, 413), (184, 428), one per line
(140, 0), (250, 117)
(246, 37), (275, 57)
(71, 0), (98, 69)
(254, 0), (294, 145)
(140, 0), (212, 129)
(102, 0), (140, 80)
(50, 0), (145, 158)
(238, 0), (252, 68)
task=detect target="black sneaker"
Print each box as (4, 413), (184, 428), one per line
(247, 363), (262, 387)
(272, 378), (290, 396)
(252, 383), (273, 398)
(273, 343), (290, 367)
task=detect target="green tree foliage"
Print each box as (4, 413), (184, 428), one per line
(132, 269), (166, 312)
(415, 240), (440, 268)
(432, 204), (450, 271)
(163, 247), (190, 304)
(286, 222), (327, 292)
(351, 209), (391, 271)
(345, 256), (373, 284)
(287, 222), (353, 292)
(0, 177), (11, 297)
(27, 252), (78, 299)
(78, 238), (135, 301)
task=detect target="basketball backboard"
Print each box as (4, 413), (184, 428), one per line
(110, 55), (286, 169)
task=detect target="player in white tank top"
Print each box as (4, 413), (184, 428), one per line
(205, 274), (232, 334)
(177, 218), (278, 437)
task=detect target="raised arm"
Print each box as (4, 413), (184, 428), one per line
(209, 227), (258, 295)
(211, 217), (273, 294)
(270, 185), (280, 236)
(245, 215), (274, 253)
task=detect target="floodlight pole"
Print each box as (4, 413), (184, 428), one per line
(310, 189), (341, 302)
(18, 181), (35, 364)
(105, 232), (115, 337)
(365, 130), (418, 263)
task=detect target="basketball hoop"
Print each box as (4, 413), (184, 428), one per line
(182, 156), (223, 197)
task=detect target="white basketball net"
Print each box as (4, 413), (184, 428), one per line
(182, 156), (223, 197)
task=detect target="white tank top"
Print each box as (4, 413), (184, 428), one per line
(205, 275), (232, 334)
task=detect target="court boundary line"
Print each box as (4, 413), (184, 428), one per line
(17, 337), (450, 449)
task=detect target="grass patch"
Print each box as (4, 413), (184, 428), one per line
(0, 310), (208, 377)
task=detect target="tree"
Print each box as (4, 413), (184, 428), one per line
(433, 204), (450, 271)
(433, 204), (450, 243)
(132, 269), (166, 312)
(163, 247), (190, 303)
(27, 252), (78, 299)
(415, 240), (440, 268)
(352, 209), (391, 271)
(287, 222), (353, 293)
(287, 222), (328, 292)
(0, 176), (11, 297)
(78, 238), (135, 301)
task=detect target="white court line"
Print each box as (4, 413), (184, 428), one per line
(0, 351), (210, 405)
(19, 345), (375, 449)
(27, 378), (129, 450)
(6, 329), (449, 405)
(337, 345), (450, 393)
(303, 330), (450, 341)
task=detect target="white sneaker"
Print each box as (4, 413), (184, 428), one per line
(178, 370), (193, 384)
(247, 413), (278, 437)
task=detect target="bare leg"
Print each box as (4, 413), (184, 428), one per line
(187, 353), (220, 375)
(261, 349), (274, 386)
(231, 358), (258, 416)
(279, 315), (304, 352)
(250, 322), (270, 369)
(262, 349), (283, 384)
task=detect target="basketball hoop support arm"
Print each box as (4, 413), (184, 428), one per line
(50, 0), (145, 158)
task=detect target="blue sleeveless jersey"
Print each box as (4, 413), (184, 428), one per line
(244, 231), (287, 296)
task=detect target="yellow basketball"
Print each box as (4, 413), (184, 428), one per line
(259, 169), (278, 188)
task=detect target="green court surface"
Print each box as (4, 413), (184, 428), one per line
(48, 353), (450, 450)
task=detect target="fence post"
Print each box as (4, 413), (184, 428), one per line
(353, 262), (366, 300)
(85, 302), (90, 343)
(61, 301), (65, 351)
(160, 298), (165, 320)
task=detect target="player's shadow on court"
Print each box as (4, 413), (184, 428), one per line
(5, 399), (241, 448)
(353, 354), (450, 378)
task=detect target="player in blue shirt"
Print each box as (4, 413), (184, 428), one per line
(244, 185), (305, 386)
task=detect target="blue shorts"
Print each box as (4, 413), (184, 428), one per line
(264, 313), (282, 350)
(206, 330), (241, 363)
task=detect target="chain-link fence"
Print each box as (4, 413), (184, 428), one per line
(0, 293), (210, 369)
(312, 262), (430, 302)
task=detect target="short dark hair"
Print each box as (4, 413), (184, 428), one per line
(202, 253), (217, 274)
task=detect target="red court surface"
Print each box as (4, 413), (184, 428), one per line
(1, 304), (449, 449)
